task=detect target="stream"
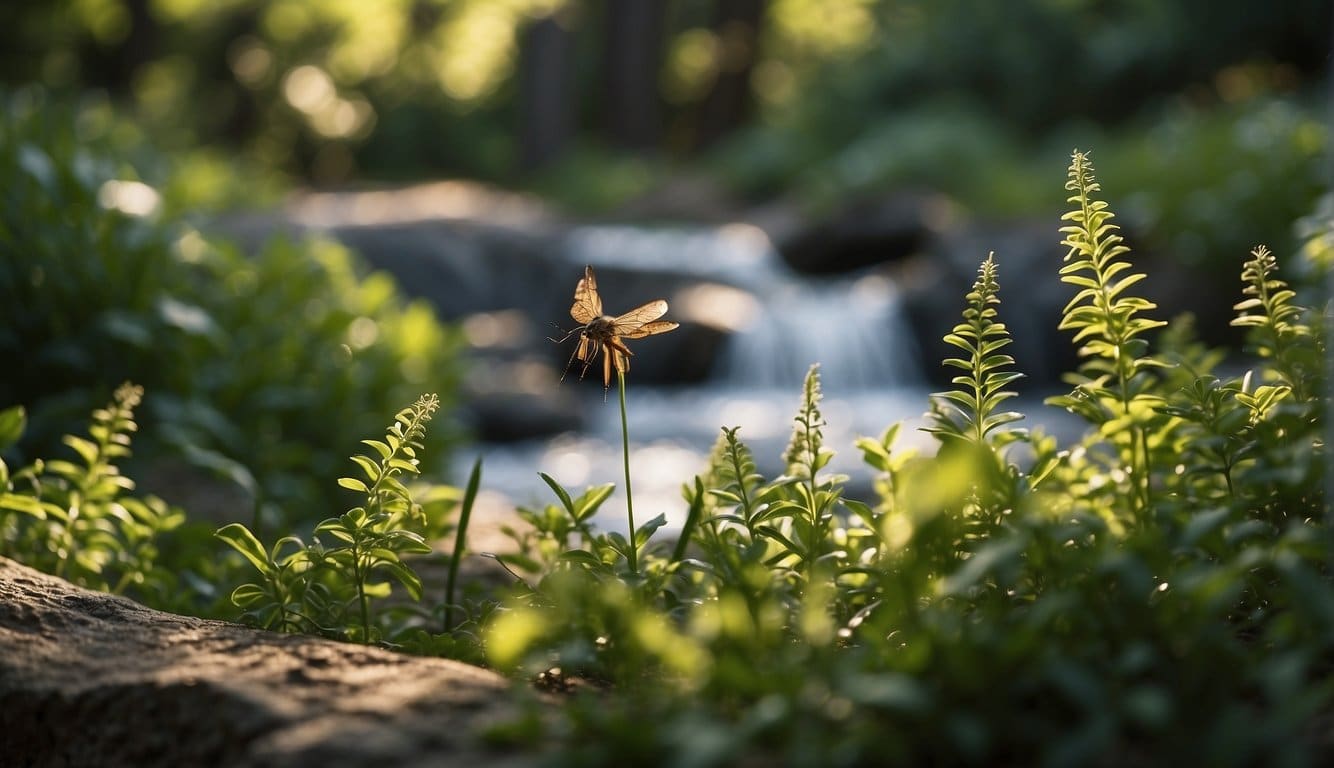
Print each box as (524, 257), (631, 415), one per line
(457, 223), (943, 534)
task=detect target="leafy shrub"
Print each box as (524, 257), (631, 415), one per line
(472, 150), (1330, 765)
(0, 91), (464, 527)
(4, 137), (1328, 765)
(217, 394), (446, 644)
(0, 385), (184, 601)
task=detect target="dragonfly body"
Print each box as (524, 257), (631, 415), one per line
(559, 266), (678, 391)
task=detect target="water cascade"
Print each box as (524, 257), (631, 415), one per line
(471, 224), (935, 532)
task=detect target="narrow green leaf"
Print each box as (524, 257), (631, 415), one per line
(215, 523), (274, 576)
(0, 406), (25, 453)
(338, 477), (370, 493)
(0, 493), (46, 518)
(379, 560), (424, 601)
(229, 583), (269, 608)
(635, 513), (667, 547)
(539, 472), (576, 516)
(362, 439), (393, 460)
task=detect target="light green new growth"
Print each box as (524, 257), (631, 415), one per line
(1232, 245), (1313, 402)
(316, 393), (439, 642)
(782, 365), (840, 579)
(925, 252), (1024, 448)
(219, 393), (441, 643)
(1048, 150), (1166, 521)
(0, 383), (182, 595)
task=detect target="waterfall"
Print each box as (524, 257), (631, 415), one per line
(717, 273), (921, 391)
(563, 223), (923, 391)
(460, 222), (939, 534)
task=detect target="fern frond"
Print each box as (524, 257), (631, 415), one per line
(784, 364), (832, 481)
(925, 253), (1025, 448)
(315, 393), (441, 642)
(1055, 151), (1166, 394)
(1232, 245), (1317, 401)
(714, 426), (764, 527)
(1047, 150), (1169, 522)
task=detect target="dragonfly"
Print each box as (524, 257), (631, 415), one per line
(557, 265), (678, 392)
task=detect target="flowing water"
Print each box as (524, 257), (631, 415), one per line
(461, 223), (939, 533)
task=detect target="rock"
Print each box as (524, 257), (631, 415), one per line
(902, 216), (1240, 389)
(777, 192), (948, 275)
(902, 218), (1076, 387)
(0, 557), (537, 768)
(463, 389), (585, 442)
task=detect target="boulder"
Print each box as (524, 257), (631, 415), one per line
(777, 192), (944, 275)
(902, 218), (1076, 387)
(0, 557), (537, 768)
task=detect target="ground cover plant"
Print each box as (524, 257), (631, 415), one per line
(2, 148), (1329, 765)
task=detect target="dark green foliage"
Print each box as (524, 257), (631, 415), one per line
(0, 93), (464, 527)
(474, 150), (1332, 766)
(2, 141), (1329, 766)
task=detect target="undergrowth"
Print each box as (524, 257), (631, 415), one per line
(2, 149), (1329, 766)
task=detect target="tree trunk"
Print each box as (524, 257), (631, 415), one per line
(692, 0), (766, 151)
(518, 13), (576, 171)
(600, 0), (666, 151)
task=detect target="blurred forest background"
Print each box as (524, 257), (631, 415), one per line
(2, 0), (1328, 224)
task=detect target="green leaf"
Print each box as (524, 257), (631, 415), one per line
(572, 483), (616, 522)
(351, 454), (381, 483)
(314, 518), (357, 543)
(560, 549), (604, 567)
(215, 523), (274, 576)
(379, 560), (424, 601)
(63, 435), (100, 467)
(338, 477), (370, 493)
(0, 493), (46, 518)
(229, 583), (270, 608)
(635, 513), (667, 547)
(0, 406), (25, 453)
(539, 472), (576, 517)
(362, 439), (393, 460)
(755, 525), (802, 555)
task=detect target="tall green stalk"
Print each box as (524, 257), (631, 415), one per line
(444, 456), (482, 632)
(618, 369), (638, 575)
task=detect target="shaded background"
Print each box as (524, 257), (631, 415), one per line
(2, 1), (1327, 208)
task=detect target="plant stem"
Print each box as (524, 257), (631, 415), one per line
(355, 552), (370, 643)
(618, 370), (638, 575)
(444, 456), (482, 632)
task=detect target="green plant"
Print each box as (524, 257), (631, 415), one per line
(0, 93), (464, 530)
(217, 394), (448, 644)
(8, 141), (1329, 767)
(468, 149), (1331, 767)
(0, 383), (183, 597)
(1046, 150), (1168, 527)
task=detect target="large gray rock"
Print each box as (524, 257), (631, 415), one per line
(0, 557), (537, 768)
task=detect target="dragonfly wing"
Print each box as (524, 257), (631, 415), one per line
(619, 319), (679, 339)
(570, 265), (602, 324)
(611, 300), (669, 335)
